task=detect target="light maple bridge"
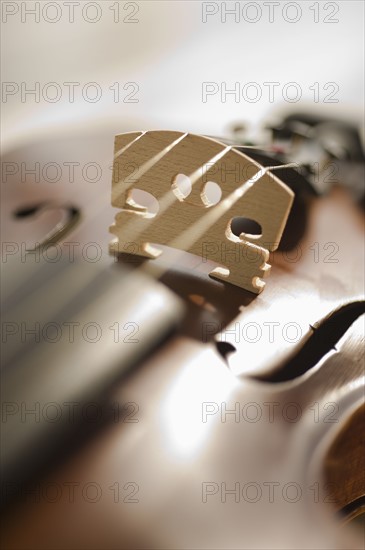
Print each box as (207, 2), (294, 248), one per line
(110, 131), (294, 294)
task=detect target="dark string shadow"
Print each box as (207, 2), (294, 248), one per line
(116, 252), (256, 342)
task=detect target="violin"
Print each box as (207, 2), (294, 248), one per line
(1, 110), (364, 549)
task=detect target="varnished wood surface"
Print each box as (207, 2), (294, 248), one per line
(324, 403), (365, 515)
(1, 134), (364, 549)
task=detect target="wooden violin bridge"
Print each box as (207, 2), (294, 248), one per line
(109, 131), (294, 294)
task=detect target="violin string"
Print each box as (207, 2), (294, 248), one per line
(112, 132), (188, 201)
(112, 143), (235, 244)
(113, 131), (146, 159)
(110, 131), (264, 242)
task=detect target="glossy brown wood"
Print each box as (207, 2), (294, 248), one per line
(324, 403), (365, 517)
(1, 134), (364, 549)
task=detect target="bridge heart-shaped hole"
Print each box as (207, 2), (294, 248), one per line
(201, 181), (222, 207)
(172, 174), (192, 201)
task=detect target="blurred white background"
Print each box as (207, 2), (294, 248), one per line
(1, 0), (364, 151)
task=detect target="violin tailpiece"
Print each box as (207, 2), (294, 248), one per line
(109, 131), (294, 294)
